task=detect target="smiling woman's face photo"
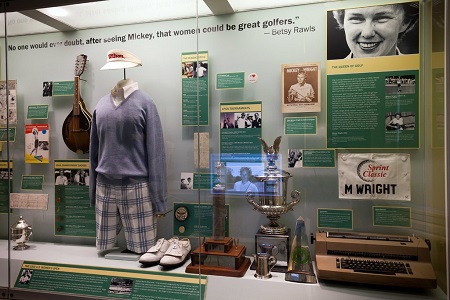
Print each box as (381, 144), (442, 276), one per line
(343, 5), (410, 58)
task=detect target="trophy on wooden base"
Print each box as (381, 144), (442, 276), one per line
(247, 136), (301, 272)
(185, 162), (251, 277)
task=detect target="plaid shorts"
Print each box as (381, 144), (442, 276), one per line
(95, 181), (156, 254)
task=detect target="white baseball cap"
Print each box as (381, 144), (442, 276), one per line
(100, 49), (142, 70)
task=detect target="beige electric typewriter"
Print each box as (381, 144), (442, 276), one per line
(315, 231), (437, 289)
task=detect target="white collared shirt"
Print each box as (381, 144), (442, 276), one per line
(111, 82), (139, 106)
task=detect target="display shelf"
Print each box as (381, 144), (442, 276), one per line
(0, 240), (446, 300)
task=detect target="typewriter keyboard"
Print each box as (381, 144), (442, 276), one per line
(337, 258), (413, 275)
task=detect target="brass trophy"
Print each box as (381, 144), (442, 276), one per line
(247, 136), (300, 272)
(10, 216), (33, 250)
(186, 162), (251, 277)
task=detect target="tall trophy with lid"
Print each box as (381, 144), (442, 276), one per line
(247, 136), (300, 272)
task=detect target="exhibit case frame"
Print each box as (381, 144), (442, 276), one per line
(0, 0), (448, 299)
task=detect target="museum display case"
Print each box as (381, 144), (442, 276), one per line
(0, 0), (448, 299)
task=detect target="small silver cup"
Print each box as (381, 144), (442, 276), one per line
(253, 252), (277, 279)
(10, 216), (33, 250)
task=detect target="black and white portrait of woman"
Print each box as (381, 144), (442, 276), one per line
(327, 2), (419, 60)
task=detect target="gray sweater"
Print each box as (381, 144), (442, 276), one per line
(89, 88), (167, 212)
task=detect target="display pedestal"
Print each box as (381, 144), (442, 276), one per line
(251, 229), (290, 273)
(3, 241), (446, 300)
(185, 237), (251, 277)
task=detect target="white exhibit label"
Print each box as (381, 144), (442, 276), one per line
(10, 193), (49, 210)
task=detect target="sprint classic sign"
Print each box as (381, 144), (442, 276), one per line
(338, 153), (410, 201)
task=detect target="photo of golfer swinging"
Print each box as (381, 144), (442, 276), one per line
(25, 124), (49, 163)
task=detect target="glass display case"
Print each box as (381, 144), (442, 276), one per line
(0, 0), (447, 299)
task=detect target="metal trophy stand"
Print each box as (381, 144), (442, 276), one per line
(185, 162), (251, 277)
(247, 136), (300, 273)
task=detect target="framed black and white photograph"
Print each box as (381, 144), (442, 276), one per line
(282, 63), (321, 113)
(327, 2), (419, 60)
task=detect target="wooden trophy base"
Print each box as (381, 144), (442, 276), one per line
(185, 237), (251, 277)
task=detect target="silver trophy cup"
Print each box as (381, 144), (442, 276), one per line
(246, 136), (300, 234)
(10, 216), (33, 250)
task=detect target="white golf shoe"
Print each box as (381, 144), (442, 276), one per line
(139, 237), (174, 265)
(159, 238), (191, 267)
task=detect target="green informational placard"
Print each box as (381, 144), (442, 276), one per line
(15, 261), (206, 300)
(0, 180), (9, 214)
(0, 160), (12, 214)
(284, 117), (317, 135)
(181, 51), (209, 126)
(219, 101), (262, 162)
(373, 206), (411, 228)
(21, 175), (44, 190)
(55, 185), (95, 237)
(303, 150), (335, 167)
(431, 67), (444, 148)
(317, 208), (353, 229)
(173, 202), (229, 238)
(52, 81), (74, 95)
(193, 173), (217, 190)
(27, 105), (49, 119)
(54, 159), (94, 237)
(327, 70), (419, 149)
(216, 72), (245, 89)
(0, 127), (16, 142)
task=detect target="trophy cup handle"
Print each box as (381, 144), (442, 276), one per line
(284, 190), (301, 211)
(246, 192), (259, 210)
(268, 255), (278, 272)
(272, 245), (279, 256)
(291, 190), (301, 202)
(26, 226), (32, 238)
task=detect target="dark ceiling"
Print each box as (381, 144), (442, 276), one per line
(0, 0), (106, 12)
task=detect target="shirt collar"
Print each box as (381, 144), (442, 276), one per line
(122, 82), (139, 99)
(111, 81), (139, 99)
